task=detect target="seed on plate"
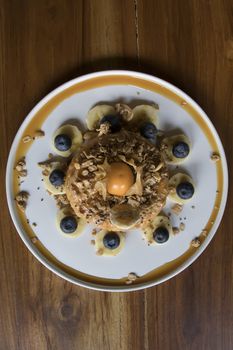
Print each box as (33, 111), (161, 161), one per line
(22, 135), (32, 143)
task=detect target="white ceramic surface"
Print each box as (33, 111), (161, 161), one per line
(6, 71), (228, 291)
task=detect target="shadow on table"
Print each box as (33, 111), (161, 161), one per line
(46, 56), (189, 95)
(43, 56), (220, 136)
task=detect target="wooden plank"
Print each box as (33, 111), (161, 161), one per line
(137, 0), (233, 349)
(0, 1), (138, 350)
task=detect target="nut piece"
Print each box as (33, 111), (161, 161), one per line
(15, 157), (26, 171)
(191, 237), (201, 248)
(172, 227), (180, 235)
(42, 169), (50, 176)
(92, 229), (98, 236)
(22, 135), (32, 143)
(202, 229), (208, 237)
(179, 222), (185, 231)
(15, 191), (29, 212)
(16, 191), (29, 202)
(34, 130), (45, 139)
(96, 248), (104, 256)
(15, 157), (27, 177)
(211, 152), (220, 162)
(125, 272), (138, 284)
(171, 203), (183, 215)
(97, 122), (111, 136)
(19, 170), (27, 177)
(115, 103), (133, 121)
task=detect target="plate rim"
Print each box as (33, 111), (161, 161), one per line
(6, 70), (229, 292)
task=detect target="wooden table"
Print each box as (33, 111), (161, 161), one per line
(0, 1), (232, 349)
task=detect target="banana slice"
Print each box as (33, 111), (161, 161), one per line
(42, 161), (67, 195)
(161, 134), (191, 164)
(94, 230), (125, 256)
(110, 204), (140, 230)
(168, 173), (195, 204)
(52, 124), (83, 157)
(86, 105), (115, 130)
(129, 104), (159, 128)
(56, 207), (86, 238)
(144, 215), (172, 245)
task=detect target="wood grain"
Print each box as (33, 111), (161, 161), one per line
(0, 0), (232, 349)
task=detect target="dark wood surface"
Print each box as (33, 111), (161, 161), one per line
(0, 1), (232, 349)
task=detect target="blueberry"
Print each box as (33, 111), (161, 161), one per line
(176, 181), (194, 200)
(60, 216), (77, 233)
(100, 114), (121, 133)
(49, 169), (65, 187)
(153, 226), (169, 243)
(54, 134), (72, 152)
(172, 141), (190, 159)
(140, 122), (157, 140)
(103, 232), (120, 249)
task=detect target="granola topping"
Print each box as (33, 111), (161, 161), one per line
(65, 130), (169, 229)
(115, 103), (133, 121)
(211, 152), (220, 162)
(191, 237), (201, 248)
(34, 130), (45, 139)
(171, 203), (183, 215)
(15, 191), (29, 212)
(22, 135), (32, 143)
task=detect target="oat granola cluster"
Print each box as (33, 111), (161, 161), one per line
(65, 130), (169, 229)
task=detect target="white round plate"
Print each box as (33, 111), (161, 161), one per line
(6, 70), (228, 291)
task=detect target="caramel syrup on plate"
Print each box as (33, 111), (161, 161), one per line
(12, 75), (224, 288)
